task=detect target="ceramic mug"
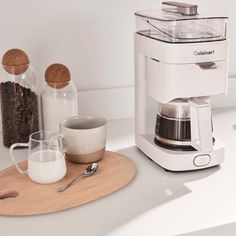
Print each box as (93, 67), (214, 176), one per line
(9, 131), (67, 184)
(60, 116), (107, 163)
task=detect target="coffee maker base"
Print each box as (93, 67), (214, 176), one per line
(136, 134), (225, 171)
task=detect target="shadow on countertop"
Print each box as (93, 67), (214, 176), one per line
(97, 146), (220, 236)
(177, 222), (236, 236)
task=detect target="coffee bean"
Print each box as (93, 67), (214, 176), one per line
(0, 81), (39, 147)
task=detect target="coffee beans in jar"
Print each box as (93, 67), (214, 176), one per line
(0, 49), (39, 147)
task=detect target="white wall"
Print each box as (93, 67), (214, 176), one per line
(0, 0), (235, 92)
(0, 0), (235, 120)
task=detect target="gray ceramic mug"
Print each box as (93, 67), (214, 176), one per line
(60, 116), (107, 163)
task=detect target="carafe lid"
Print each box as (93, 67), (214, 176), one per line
(158, 98), (190, 119)
(45, 63), (71, 89)
(2, 48), (29, 75)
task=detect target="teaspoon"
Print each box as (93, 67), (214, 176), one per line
(57, 163), (99, 192)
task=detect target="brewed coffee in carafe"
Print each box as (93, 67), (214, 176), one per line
(154, 98), (214, 151)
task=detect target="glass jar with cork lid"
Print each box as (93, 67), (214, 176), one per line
(41, 63), (78, 132)
(0, 48), (39, 147)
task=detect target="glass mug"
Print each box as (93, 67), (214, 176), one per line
(9, 131), (67, 184)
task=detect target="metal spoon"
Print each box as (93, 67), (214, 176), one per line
(57, 163), (99, 192)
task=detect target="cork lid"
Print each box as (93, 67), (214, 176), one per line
(45, 63), (71, 89)
(2, 48), (29, 75)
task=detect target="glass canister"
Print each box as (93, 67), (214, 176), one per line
(41, 63), (78, 132)
(0, 48), (39, 147)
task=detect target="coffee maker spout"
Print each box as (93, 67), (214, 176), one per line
(189, 98), (213, 153)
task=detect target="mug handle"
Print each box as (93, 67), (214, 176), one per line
(48, 133), (65, 151)
(9, 143), (29, 174)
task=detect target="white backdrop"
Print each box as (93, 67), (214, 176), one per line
(0, 0), (235, 92)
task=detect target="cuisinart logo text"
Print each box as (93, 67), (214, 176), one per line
(194, 50), (215, 56)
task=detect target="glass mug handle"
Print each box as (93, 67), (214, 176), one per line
(9, 143), (29, 174)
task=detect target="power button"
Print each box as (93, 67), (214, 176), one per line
(193, 154), (211, 167)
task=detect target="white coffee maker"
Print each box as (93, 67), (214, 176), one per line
(134, 2), (229, 171)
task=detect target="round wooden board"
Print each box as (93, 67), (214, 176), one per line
(0, 151), (136, 216)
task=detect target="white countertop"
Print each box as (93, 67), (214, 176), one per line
(1, 108), (236, 236)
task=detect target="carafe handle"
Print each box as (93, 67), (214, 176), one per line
(9, 143), (29, 174)
(189, 98), (213, 153)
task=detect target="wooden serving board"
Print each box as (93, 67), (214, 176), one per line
(0, 151), (136, 216)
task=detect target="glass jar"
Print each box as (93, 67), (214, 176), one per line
(0, 49), (39, 147)
(41, 63), (78, 132)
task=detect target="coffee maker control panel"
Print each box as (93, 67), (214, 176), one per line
(193, 154), (211, 167)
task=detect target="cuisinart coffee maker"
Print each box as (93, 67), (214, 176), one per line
(134, 1), (229, 171)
